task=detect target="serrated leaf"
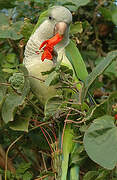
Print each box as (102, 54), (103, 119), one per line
(83, 115), (117, 169)
(82, 51), (117, 101)
(2, 72), (30, 123)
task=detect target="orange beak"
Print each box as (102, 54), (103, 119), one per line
(38, 22), (67, 61)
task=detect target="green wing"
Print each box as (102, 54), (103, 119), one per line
(65, 40), (88, 82)
(32, 10), (48, 34)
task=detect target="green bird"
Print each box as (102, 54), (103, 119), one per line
(23, 6), (73, 105)
(23, 6), (88, 180)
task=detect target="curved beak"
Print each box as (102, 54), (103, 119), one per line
(54, 22), (67, 36)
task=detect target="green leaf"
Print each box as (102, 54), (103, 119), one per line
(73, 0), (91, 9)
(2, 93), (23, 123)
(0, 0), (15, 9)
(82, 50), (117, 101)
(85, 91), (117, 121)
(20, 19), (34, 42)
(45, 71), (59, 86)
(44, 96), (63, 118)
(70, 22), (83, 35)
(69, 165), (80, 180)
(83, 171), (99, 180)
(0, 13), (23, 40)
(0, 13), (9, 25)
(16, 163), (31, 175)
(22, 171), (33, 180)
(83, 115), (117, 170)
(112, 10), (117, 26)
(99, 7), (112, 21)
(10, 108), (32, 132)
(95, 170), (109, 180)
(6, 53), (17, 64)
(65, 40), (88, 81)
(61, 125), (75, 180)
(2, 68), (15, 74)
(0, 77), (7, 109)
(2, 71), (30, 124)
(58, 0), (91, 10)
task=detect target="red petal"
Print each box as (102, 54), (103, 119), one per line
(39, 40), (48, 50)
(39, 33), (63, 62)
(41, 49), (53, 61)
(47, 33), (63, 46)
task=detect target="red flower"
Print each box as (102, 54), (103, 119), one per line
(38, 33), (63, 61)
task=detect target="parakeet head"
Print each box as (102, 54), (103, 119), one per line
(24, 6), (72, 65)
(48, 6), (72, 36)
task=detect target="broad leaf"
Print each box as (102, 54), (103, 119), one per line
(69, 165), (80, 180)
(2, 93), (24, 123)
(82, 50), (117, 100)
(2, 70), (30, 123)
(57, 0), (91, 11)
(83, 115), (117, 169)
(70, 22), (83, 35)
(61, 125), (75, 180)
(83, 171), (99, 180)
(10, 108), (32, 132)
(44, 96), (63, 118)
(0, 13), (23, 40)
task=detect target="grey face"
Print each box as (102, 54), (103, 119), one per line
(48, 6), (72, 36)
(48, 6), (72, 25)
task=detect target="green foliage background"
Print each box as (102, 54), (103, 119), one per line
(0, 0), (117, 179)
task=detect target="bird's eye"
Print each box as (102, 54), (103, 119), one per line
(49, 16), (52, 20)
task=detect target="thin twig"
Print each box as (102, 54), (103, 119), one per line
(41, 153), (47, 172)
(0, 83), (10, 86)
(25, 75), (45, 82)
(5, 135), (23, 180)
(63, 107), (85, 116)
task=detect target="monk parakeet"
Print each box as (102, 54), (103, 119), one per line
(23, 6), (87, 179)
(23, 6), (73, 105)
